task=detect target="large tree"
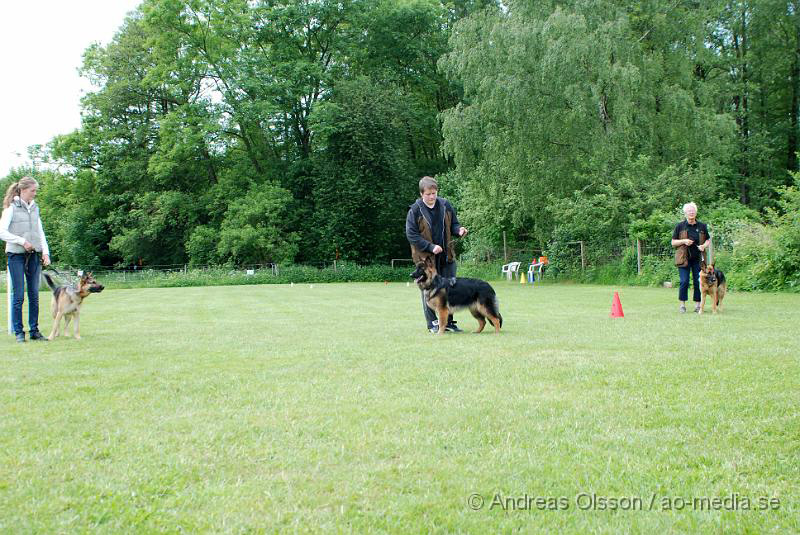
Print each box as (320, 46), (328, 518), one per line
(439, 0), (736, 249)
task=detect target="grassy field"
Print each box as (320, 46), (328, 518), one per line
(1, 281), (798, 533)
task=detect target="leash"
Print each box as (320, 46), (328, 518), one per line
(47, 266), (70, 277)
(45, 267), (80, 289)
(23, 251), (41, 271)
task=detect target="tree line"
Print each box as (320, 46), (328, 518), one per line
(4, 0), (799, 271)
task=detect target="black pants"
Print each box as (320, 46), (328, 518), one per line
(421, 259), (456, 329)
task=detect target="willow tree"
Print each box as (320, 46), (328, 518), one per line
(439, 0), (736, 249)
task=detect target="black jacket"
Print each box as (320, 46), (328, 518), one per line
(406, 198), (462, 265)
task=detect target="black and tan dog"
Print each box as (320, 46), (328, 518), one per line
(698, 263), (727, 315)
(411, 256), (503, 334)
(43, 272), (104, 340)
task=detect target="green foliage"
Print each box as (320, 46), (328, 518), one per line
(704, 198), (763, 251)
(5, 0), (800, 293)
(216, 184), (299, 265)
(724, 222), (781, 291)
(309, 77), (418, 262)
(20, 0), (469, 268)
(109, 191), (201, 265)
(185, 226), (221, 267)
(440, 1), (735, 254)
(701, 179), (800, 291)
(706, 198), (762, 226)
(771, 179), (800, 287)
(147, 104), (220, 191)
(628, 210), (676, 245)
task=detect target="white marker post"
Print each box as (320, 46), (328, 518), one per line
(6, 269), (12, 335)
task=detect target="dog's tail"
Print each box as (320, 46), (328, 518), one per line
(43, 272), (58, 293)
(715, 270), (726, 306)
(493, 295), (503, 328)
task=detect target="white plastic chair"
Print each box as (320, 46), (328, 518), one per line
(527, 262), (544, 284)
(527, 256), (548, 284)
(501, 261), (521, 280)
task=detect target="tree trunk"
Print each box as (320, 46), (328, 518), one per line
(733, 9), (751, 205)
(788, 22), (800, 174)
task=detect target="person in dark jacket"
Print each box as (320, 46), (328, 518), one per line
(671, 202), (710, 313)
(406, 176), (468, 333)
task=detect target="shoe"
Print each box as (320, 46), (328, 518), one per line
(29, 331), (48, 341)
(679, 305), (686, 314)
(429, 327), (439, 334)
(445, 323), (463, 333)
(15, 333), (25, 343)
(694, 304), (701, 313)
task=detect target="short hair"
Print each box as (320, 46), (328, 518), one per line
(419, 176), (438, 194)
(682, 202), (697, 214)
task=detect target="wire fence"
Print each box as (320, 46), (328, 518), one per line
(0, 236), (734, 292)
(0, 261), (343, 292)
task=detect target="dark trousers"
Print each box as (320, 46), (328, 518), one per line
(7, 252), (42, 335)
(678, 258), (701, 303)
(421, 259), (456, 328)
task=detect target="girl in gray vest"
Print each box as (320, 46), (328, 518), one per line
(1, 177), (51, 342)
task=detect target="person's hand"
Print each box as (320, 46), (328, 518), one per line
(684, 239), (694, 246)
(431, 245), (443, 254)
(697, 243), (705, 252)
(459, 227), (468, 237)
(22, 241), (34, 252)
(42, 254), (51, 267)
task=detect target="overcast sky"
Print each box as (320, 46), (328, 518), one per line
(0, 1), (142, 177)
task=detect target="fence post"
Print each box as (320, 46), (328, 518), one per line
(636, 239), (642, 275)
(579, 241), (586, 272)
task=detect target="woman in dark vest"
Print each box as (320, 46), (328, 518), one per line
(671, 202), (710, 313)
(1, 177), (51, 342)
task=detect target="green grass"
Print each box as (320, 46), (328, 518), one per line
(1, 282), (798, 533)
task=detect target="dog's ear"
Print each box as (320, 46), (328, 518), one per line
(424, 255), (434, 267)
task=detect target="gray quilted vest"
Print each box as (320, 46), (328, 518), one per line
(5, 199), (43, 253)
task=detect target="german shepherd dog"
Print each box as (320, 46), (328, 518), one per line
(698, 263), (727, 315)
(43, 272), (104, 340)
(411, 256), (503, 334)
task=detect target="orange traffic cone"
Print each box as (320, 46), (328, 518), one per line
(610, 292), (624, 318)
